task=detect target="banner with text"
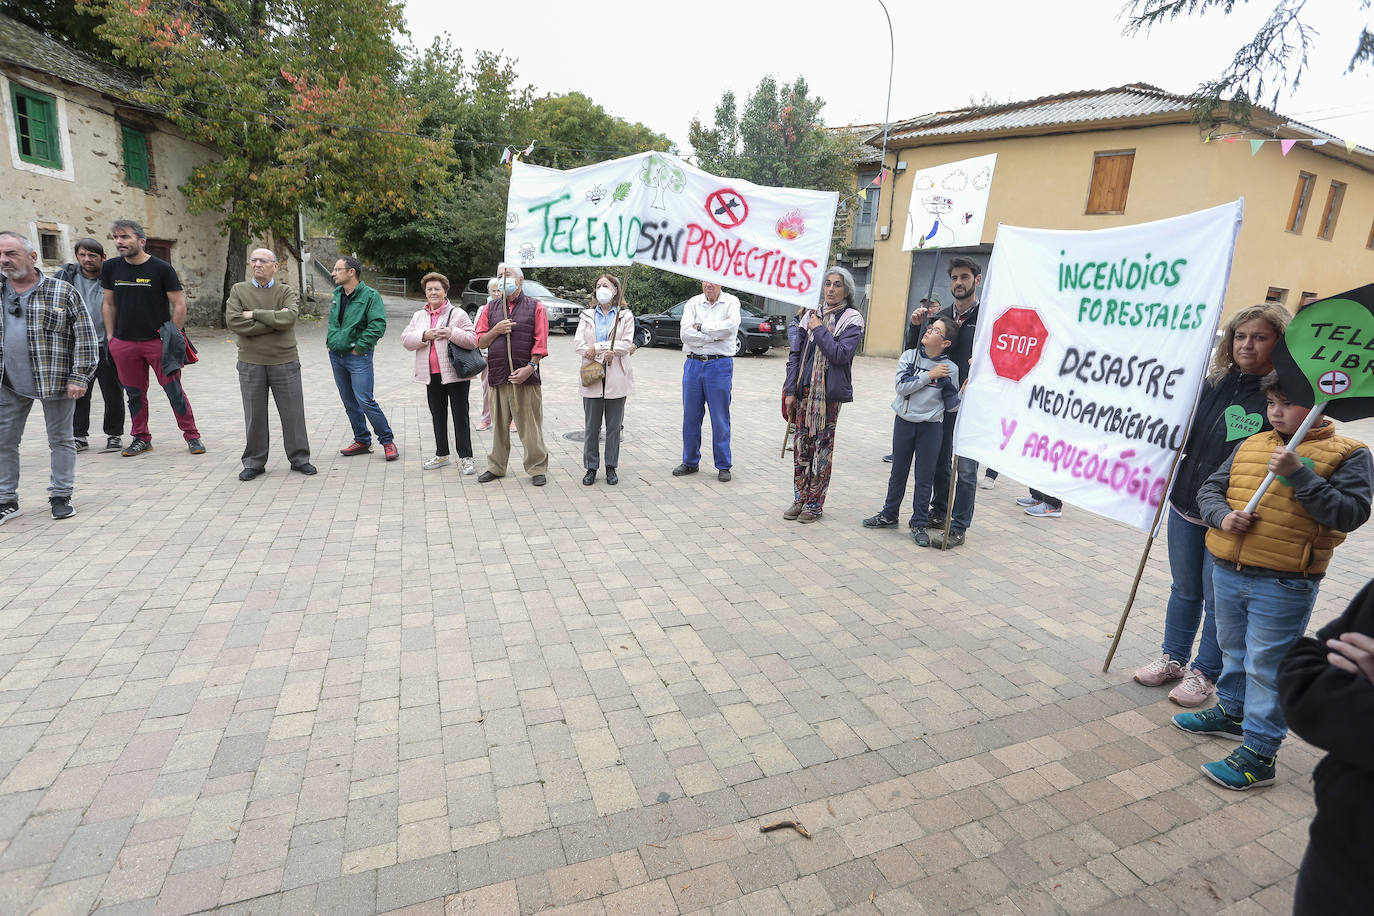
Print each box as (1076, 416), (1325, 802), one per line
(954, 201), (1243, 532)
(504, 152), (838, 308)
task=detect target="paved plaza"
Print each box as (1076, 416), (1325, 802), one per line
(1, 298), (1370, 915)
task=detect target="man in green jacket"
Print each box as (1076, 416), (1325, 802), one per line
(327, 256), (396, 460)
(226, 248), (315, 480)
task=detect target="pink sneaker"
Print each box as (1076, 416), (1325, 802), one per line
(1133, 653), (1185, 687)
(1168, 669), (1216, 707)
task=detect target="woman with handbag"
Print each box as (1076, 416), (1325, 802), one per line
(574, 274), (635, 485)
(782, 266), (865, 522)
(401, 272), (481, 474)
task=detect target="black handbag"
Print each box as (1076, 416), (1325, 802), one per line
(444, 307), (487, 378)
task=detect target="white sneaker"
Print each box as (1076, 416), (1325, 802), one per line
(461, 457), (475, 475)
(1025, 502), (1062, 518)
(1014, 495), (1039, 507)
(423, 455), (450, 470)
(979, 476), (994, 490)
(1134, 653), (1185, 687)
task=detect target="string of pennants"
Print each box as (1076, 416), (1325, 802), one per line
(1206, 134), (1362, 156)
(499, 141), (537, 166)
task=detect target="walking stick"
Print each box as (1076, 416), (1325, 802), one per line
(1101, 444), (1186, 671)
(938, 454), (957, 550)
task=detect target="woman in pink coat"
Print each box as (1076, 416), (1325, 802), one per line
(574, 273), (635, 485)
(401, 272), (481, 473)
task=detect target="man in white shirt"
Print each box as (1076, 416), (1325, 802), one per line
(673, 280), (741, 482)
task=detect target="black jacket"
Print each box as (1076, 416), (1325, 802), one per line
(1278, 579), (1374, 912)
(1169, 369), (1270, 519)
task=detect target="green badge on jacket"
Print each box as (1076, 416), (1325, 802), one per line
(1223, 405), (1263, 442)
(1277, 456), (1315, 487)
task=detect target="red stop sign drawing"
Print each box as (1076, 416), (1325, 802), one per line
(988, 307), (1048, 382)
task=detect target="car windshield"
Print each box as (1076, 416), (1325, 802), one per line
(521, 280), (553, 298)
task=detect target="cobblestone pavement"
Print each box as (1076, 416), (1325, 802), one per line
(1, 301), (1370, 916)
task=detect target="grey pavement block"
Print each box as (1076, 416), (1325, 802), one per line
(374, 853), (457, 911)
(485, 828), (566, 884)
(44, 815), (134, 884)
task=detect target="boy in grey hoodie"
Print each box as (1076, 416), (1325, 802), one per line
(864, 316), (960, 546)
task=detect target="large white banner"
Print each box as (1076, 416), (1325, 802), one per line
(902, 153), (997, 250)
(504, 152), (838, 308)
(954, 201), (1243, 532)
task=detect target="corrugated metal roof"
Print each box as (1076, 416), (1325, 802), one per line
(0, 14), (141, 98)
(889, 84), (1191, 141)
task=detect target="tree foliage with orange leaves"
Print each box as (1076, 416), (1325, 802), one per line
(76, 0), (456, 307)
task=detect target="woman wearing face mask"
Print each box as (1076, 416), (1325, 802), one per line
(782, 266), (865, 522)
(1133, 303), (1290, 706)
(401, 272), (480, 473)
(574, 274), (634, 485)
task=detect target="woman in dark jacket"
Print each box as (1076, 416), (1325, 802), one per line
(1134, 303), (1289, 705)
(782, 266), (864, 522)
(1279, 578), (1374, 915)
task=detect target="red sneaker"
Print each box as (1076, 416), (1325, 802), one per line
(383, 443), (399, 461)
(340, 440), (371, 456)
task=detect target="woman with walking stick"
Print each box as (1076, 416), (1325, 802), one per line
(781, 267), (864, 522)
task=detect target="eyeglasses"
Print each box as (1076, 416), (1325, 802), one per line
(248, 258), (276, 265)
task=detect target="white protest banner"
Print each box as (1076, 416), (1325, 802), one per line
(504, 152), (838, 308)
(901, 153), (997, 251)
(953, 201), (1243, 532)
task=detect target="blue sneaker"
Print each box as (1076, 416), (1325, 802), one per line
(1172, 704), (1243, 741)
(1202, 746), (1276, 790)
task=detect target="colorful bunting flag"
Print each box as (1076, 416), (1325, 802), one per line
(1346, 139), (1358, 153)
(1249, 140), (1264, 156)
(1280, 139), (1297, 156)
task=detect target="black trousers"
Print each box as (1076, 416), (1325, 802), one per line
(426, 374), (472, 458)
(1029, 488), (1062, 510)
(73, 344), (124, 439)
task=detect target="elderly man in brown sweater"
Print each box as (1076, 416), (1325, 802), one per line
(225, 248), (315, 480)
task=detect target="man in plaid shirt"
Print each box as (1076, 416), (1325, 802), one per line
(0, 231), (99, 522)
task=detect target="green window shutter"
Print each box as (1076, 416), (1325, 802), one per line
(10, 84), (61, 169)
(122, 126), (150, 189)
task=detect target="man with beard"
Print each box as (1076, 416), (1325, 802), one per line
(101, 220), (205, 456)
(912, 257), (983, 549)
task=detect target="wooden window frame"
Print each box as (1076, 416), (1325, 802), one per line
(121, 125), (151, 190)
(1286, 172), (1315, 233)
(1367, 219), (1374, 250)
(1265, 287), (1289, 306)
(1317, 180), (1346, 241)
(1085, 150), (1135, 215)
(9, 83), (61, 169)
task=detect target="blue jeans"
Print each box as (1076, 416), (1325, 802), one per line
(682, 357), (732, 470)
(1212, 563), (1319, 758)
(882, 416), (942, 523)
(329, 350), (392, 446)
(929, 410), (977, 531)
(1160, 510), (1222, 679)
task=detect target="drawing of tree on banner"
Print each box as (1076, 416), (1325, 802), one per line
(640, 155), (685, 209)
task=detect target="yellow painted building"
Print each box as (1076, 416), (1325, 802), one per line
(852, 84), (1374, 357)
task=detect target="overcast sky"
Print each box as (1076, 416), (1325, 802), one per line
(405, 0), (1373, 156)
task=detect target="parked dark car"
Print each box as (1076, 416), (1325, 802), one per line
(633, 300), (788, 355)
(458, 277), (582, 333)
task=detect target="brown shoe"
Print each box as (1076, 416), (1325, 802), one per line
(797, 510), (821, 523)
(783, 501), (804, 520)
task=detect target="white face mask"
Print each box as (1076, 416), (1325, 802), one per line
(501, 277), (519, 295)
(595, 287), (614, 305)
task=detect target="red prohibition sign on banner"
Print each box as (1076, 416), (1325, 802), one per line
(1319, 369), (1352, 396)
(706, 188), (749, 229)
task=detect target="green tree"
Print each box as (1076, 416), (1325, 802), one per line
(77, 0), (453, 311)
(518, 92), (671, 168)
(689, 76), (859, 255)
(1123, 0), (1373, 123)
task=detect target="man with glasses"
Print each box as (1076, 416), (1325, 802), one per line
(226, 248), (315, 480)
(0, 231), (99, 522)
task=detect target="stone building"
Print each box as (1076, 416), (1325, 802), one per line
(1, 14), (229, 325)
